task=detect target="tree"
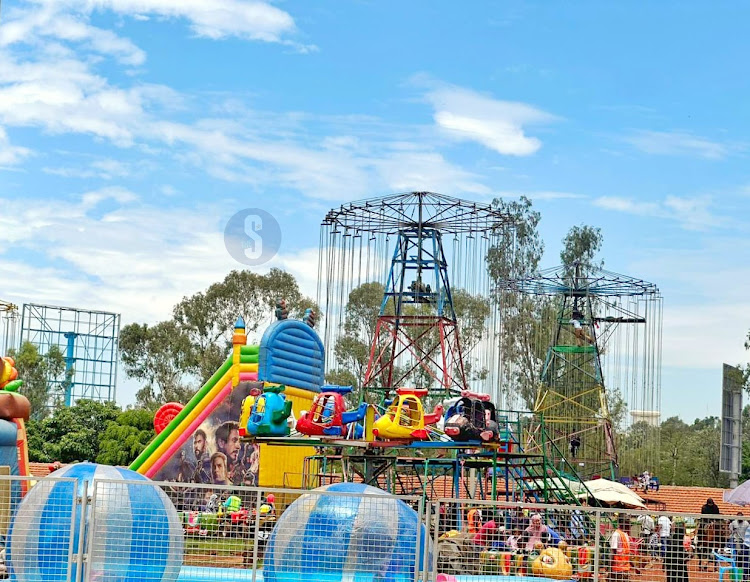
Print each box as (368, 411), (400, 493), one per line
(487, 196), (549, 408)
(332, 282), (385, 389)
(97, 409), (155, 466)
(8, 341), (67, 418)
(120, 268), (317, 407)
(658, 416), (691, 485)
(560, 225), (604, 275)
(26, 399), (121, 462)
(119, 321), (196, 410)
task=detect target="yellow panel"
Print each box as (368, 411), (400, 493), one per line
(258, 388), (317, 488)
(0, 465), (10, 537)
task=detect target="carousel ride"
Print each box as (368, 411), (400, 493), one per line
(239, 191), (662, 508)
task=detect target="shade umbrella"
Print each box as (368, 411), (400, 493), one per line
(577, 478), (647, 509)
(724, 480), (750, 505)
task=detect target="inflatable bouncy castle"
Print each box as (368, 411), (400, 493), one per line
(130, 303), (326, 489)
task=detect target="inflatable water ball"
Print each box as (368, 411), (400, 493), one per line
(264, 482), (429, 582)
(532, 547), (573, 581)
(8, 462), (183, 582)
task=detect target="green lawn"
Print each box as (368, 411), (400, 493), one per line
(184, 536), (253, 555)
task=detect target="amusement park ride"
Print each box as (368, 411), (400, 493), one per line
(239, 191), (662, 505)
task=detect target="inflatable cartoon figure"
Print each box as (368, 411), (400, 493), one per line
(372, 387), (443, 440)
(532, 546), (573, 580)
(0, 357), (22, 392)
(296, 385), (367, 437)
(238, 387), (263, 437)
(244, 385), (293, 437)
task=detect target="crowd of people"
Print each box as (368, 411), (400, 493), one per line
(454, 497), (745, 582)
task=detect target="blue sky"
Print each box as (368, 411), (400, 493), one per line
(1, 1), (749, 421)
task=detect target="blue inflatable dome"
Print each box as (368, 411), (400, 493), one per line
(264, 483), (429, 582)
(8, 462), (183, 582)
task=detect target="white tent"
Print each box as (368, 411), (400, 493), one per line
(577, 478), (647, 509)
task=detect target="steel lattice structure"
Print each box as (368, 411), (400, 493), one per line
(20, 303), (121, 406)
(499, 262), (663, 479)
(319, 191), (514, 400)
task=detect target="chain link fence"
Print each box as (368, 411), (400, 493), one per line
(429, 497), (743, 582)
(0, 474), (745, 582)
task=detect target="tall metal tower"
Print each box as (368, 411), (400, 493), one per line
(20, 304), (121, 406)
(501, 263), (662, 479)
(319, 191), (514, 399)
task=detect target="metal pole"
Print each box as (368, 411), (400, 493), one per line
(593, 509), (601, 582)
(251, 489), (262, 582)
(76, 480), (91, 582)
(431, 501), (440, 582)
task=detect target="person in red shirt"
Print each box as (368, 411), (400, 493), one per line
(473, 519), (499, 548)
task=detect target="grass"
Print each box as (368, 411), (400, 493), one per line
(184, 536), (253, 556)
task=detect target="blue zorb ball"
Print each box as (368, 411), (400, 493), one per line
(8, 462), (183, 582)
(264, 483), (429, 582)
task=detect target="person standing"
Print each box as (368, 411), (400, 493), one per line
(657, 514), (672, 559)
(609, 515), (632, 582)
(636, 513), (656, 555)
(665, 521), (688, 582)
(740, 524), (750, 582)
(730, 512), (749, 551)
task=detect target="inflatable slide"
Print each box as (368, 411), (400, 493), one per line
(130, 313), (326, 489)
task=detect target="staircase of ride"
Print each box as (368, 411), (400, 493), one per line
(495, 412), (595, 506)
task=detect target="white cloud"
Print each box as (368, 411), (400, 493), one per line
(0, 3), (146, 65)
(80, 185), (139, 207)
(0, 127), (31, 166)
(628, 239), (750, 372)
(593, 194), (722, 230)
(0, 189), (329, 334)
(494, 190), (586, 202)
(44, 158), (133, 179)
(424, 84), (558, 156)
(91, 0), (298, 43)
(0, 0), (302, 50)
(624, 130), (730, 159)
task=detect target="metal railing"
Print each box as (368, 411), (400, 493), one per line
(0, 474), (743, 582)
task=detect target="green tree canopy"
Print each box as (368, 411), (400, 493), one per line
(27, 399), (121, 462)
(120, 268), (316, 408)
(96, 408), (155, 466)
(8, 341), (67, 419)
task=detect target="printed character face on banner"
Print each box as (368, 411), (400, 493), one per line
(211, 452), (228, 483)
(215, 421), (241, 464)
(193, 429), (207, 460)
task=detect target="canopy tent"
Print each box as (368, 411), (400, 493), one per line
(578, 478), (647, 509)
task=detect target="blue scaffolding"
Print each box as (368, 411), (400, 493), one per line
(19, 303), (120, 406)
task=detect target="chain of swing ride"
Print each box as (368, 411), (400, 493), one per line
(502, 265), (664, 477)
(316, 192), (514, 405)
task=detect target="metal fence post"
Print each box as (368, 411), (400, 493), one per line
(414, 496), (424, 582)
(75, 479), (91, 582)
(593, 509), (601, 582)
(431, 502), (440, 582)
(251, 488), (263, 582)
(65, 478), (78, 582)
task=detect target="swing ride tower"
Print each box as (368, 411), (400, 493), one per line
(501, 262), (662, 480)
(319, 191), (514, 400)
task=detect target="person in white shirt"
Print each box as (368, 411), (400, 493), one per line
(570, 310), (594, 345)
(730, 513), (749, 550)
(657, 514), (672, 559)
(637, 514), (655, 537)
